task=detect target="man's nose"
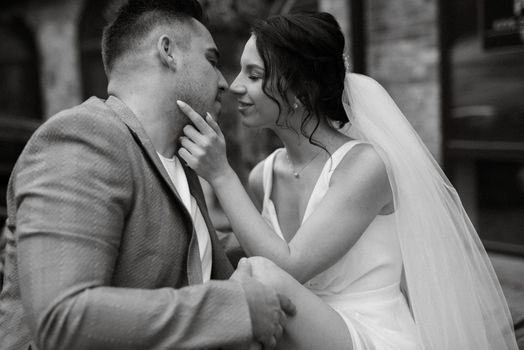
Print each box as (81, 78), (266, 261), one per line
(218, 70), (228, 92)
(229, 75), (246, 95)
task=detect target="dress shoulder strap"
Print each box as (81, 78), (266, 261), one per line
(326, 140), (368, 174)
(300, 140), (369, 224)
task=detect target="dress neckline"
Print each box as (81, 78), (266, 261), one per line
(265, 140), (362, 240)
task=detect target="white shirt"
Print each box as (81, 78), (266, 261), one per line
(157, 153), (212, 282)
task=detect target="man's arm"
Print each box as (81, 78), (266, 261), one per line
(13, 112), (255, 350)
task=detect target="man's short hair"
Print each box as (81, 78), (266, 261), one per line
(101, 0), (204, 74)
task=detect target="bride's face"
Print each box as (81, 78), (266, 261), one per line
(230, 36), (282, 129)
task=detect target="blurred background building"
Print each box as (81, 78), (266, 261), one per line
(0, 0), (523, 342)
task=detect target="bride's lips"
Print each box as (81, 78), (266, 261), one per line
(237, 101), (254, 111)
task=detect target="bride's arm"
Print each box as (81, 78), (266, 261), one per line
(177, 101), (392, 284)
(247, 161), (264, 212)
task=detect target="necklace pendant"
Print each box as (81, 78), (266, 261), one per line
(285, 150), (321, 179)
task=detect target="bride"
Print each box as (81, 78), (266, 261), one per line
(176, 12), (518, 350)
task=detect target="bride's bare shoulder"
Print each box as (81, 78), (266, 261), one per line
(335, 142), (386, 176)
(331, 142), (391, 200)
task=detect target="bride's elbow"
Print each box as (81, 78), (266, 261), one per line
(246, 255), (311, 293)
(246, 247), (313, 285)
(285, 250), (315, 284)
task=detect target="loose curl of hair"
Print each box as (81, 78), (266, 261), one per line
(251, 12), (348, 147)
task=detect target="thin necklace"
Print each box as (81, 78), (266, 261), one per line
(285, 150), (321, 178)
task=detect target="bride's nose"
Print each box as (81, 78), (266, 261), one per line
(229, 75), (246, 96)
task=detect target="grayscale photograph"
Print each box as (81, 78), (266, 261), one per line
(0, 0), (523, 349)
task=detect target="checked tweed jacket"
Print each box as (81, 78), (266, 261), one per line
(0, 96), (251, 350)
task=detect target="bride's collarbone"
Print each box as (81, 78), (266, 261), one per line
(272, 158), (322, 198)
(271, 161), (321, 231)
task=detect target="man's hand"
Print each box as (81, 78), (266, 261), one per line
(231, 259), (296, 349)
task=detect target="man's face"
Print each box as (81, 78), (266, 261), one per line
(176, 20), (228, 118)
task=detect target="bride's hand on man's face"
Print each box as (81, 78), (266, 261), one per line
(176, 100), (233, 184)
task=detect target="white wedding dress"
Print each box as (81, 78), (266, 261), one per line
(253, 73), (517, 349)
(261, 140), (421, 349)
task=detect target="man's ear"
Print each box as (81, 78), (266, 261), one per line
(157, 35), (177, 70)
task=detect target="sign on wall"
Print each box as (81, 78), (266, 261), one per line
(483, 0), (524, 49)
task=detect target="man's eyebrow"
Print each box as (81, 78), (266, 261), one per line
(207, 48), (220, 59)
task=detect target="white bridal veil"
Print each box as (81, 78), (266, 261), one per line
(342, 73), (518, 349)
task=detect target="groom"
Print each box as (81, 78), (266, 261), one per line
(0, 0), (294, 349)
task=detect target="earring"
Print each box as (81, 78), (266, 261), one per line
(292, 102), (299, 110)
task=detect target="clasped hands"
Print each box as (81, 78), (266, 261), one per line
(231, 258), (296, 350)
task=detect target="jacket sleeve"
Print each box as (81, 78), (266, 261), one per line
(12, 110), (252, 350)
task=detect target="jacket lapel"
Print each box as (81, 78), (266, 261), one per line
(105, 96), (233, 281)
(104, 96), (194, 230)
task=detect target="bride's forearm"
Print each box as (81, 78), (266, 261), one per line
(210, 171), (294, 266)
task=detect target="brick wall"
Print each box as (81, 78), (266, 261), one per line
(365, 0), (442, 160)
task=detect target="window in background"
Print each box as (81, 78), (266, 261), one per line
(444, 0), (524, 254)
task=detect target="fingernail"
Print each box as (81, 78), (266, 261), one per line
(176, 100), (186, 108)
(206, 112), (212, 119)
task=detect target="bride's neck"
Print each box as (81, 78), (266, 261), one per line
(275, 121), (349, 164)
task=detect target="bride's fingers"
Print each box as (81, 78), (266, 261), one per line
(177, 147), (197, 169)
(205, 112), (224, 137)
(179, 136), (203, 157)
(182, 124), (206, 146)
(177, 100), (215, 136)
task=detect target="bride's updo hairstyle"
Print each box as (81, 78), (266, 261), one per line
(251, 12), (348, 141)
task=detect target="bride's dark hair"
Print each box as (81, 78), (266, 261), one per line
(251, 12), (348, 143)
